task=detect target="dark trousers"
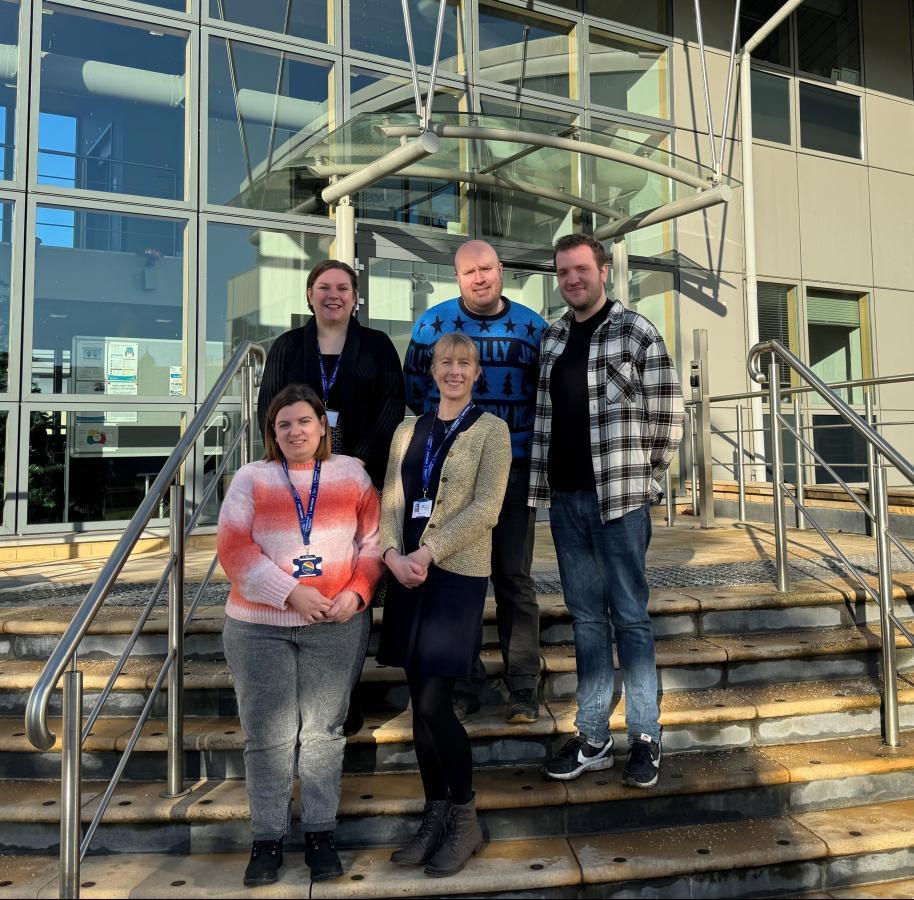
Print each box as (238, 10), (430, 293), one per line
(459, 462), (541, 696)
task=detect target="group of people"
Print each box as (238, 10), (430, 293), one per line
(216, 233), (685, 887)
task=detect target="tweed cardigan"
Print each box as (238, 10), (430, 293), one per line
(379, 411), (512, 578)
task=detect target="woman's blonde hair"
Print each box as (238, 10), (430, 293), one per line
(431, 332), (480, 370)
(263, 384), (332, 463)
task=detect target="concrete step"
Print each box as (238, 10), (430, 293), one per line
(9, 796), (914, 898)
(3, 575), (914, 661)
(3, 623), (913, 720)
(4, 733), (914, 856)
(4, 674), (914, 779)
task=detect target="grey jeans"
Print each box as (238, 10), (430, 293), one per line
(223, 613), (370, 838)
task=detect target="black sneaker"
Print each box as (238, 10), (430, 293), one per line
(304, 830), (344, 882)
(543, 733), (614, 781)
(507, 688), (539, 724)
(622, 733), (661, 788)
(243, 838), (283, 886)
(453, 692), (481, 722)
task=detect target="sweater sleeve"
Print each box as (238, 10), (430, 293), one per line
(343, 472), (383, 603)
(217, 466), (300, 609)
(421, 418), (512, 564)
(257, 330), (294, 438)
(379, 422), (409, 557)
(352, 332), (406, 489)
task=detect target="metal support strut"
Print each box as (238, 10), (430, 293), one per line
(60, 664), (82, 899)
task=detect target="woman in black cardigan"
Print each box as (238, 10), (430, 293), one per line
(257, 259), (406, 490)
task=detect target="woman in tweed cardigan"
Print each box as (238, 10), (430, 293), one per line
(378, 332), (511, 878)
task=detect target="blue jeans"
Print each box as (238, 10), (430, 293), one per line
(549, 493), (659, 744)
(223, 613), (370, 838)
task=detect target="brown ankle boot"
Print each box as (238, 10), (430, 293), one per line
(424, 795), (484, 877)
(390, 799), (448, 865)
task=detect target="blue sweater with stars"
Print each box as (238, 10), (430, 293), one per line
(403, 297), (548, 462)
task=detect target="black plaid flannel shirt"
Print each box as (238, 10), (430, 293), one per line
(529, 300), (685, 523)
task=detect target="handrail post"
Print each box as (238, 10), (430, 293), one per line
(768, 361), (790, 592)
(689, 411), (698, 516)
(60, 663), (82, 899)
(874, 461), (900, 747)
(665, 468), (674, 527)
(162, 482), (189, 798)
(736, 404), (747, 523)
(865, 390), (877, 537)
(691, 329), (714, 528)
(240, 362), (256, 466)
(793, 394), (807, 530)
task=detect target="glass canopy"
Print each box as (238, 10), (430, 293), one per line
(268, 112), (738, 241)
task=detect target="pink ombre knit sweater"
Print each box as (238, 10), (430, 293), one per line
(217, 455), (382, 626)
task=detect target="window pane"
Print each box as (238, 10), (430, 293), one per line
(0, 1), (19, 181)
(740, 0), (790, 68)
(205, 223), (332, 392)
(807, 288), (864, 404)
(757, 281), (794, 387)
(38, 6), (187, 201)
(799, 82), (860, 158)
(478, 4), (573, 98)
(209, 0), (326, 44)
(751, 69), (790, 144)
(32, 206), (186, 397)
(0, 201), (12, 391)
(585, 0), (669, 35)
(27, 408), (182, 525)
(350, 0), (462, 72)
(589, 30), (668, 119)
(207, 38), (330, 213)
(797, 0), (860, 85)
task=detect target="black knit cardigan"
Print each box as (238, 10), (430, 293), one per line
(256, 316), (406, 489)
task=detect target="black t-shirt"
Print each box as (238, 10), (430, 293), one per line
(547, 303), (611, 491)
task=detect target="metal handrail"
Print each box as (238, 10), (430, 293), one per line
(25, 340), (263, 899)
(25, 340), (264, 752)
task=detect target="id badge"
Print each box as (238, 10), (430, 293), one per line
(412, 498), (433, 519)
(292, 554), (323, 578)
(326, 409), (340, 428)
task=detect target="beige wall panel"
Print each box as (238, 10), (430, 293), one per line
(671, 0), (735, 49)
(869, 288), (914, 473)
(869, 168), (914, 290)
(862, 0), (914, 101)
(866, 94), (914, 175)
(797, 155), (873, 286)
(752, 144), (801, 281)
(672, 43), (741, 138)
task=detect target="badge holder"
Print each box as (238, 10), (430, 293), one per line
(292, 554), (323, 577)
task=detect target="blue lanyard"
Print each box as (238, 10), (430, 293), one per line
(422, 403), (473, 496)
(281, 458), (321, 547)
(319, 354), (342, 405)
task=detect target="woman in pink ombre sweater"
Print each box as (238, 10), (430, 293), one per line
(217, 383), (382, 888)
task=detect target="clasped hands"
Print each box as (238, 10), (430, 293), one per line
(385, 546), (434, 588)
(286, 584), (361, 624)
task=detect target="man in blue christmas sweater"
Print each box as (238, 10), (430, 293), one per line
(404, 240), (548, 723)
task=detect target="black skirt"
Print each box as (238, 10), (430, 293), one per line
(377, 566), (488, 678)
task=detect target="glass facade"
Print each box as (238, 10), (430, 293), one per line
(1, 0), (682, 534)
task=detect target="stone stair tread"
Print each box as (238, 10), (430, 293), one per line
(794, 796), (914, 856)
(830, 876), (914, 898)
(569, 815), (826, 885)
(0, 854), (56, 899)
(8, 733), (914, 828)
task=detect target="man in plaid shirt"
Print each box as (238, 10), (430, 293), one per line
(530, 233), (684, 789)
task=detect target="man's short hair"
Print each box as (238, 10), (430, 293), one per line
(553, 233), (609, 271)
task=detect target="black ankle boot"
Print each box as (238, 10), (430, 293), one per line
(305, 830), (343, 882)
(424, 795), (484, 877)
(243, 838), (283, 886)
(390, 799), (449, 865)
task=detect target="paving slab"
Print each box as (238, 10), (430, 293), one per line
(795, 798), (914, 856)
(570, 815), (826, 884)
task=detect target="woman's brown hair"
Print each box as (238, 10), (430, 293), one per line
(263, 384), (332, 463)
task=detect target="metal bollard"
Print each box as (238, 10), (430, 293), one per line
(60, 665), (83, 899)
(874, 463), (900, 747)
(162, 483), (190, 798)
